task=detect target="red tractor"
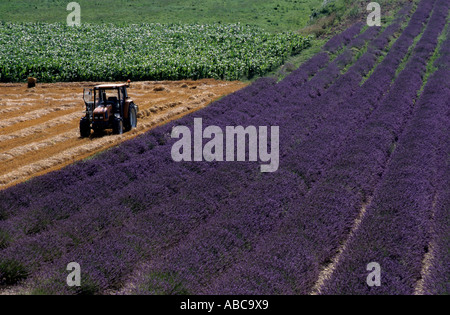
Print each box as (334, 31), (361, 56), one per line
(80, 83), (138, 137)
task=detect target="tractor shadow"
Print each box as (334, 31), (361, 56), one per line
(81, 130), (115, 140)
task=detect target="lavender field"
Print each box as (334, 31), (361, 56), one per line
(0, 0), (449, 295)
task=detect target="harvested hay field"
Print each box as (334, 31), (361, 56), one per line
(0, 79), (247, 190)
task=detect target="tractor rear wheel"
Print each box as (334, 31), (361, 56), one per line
(125, 104), (138, 131)
(113, 118), (123, 135)
(80, 118), (91, 138)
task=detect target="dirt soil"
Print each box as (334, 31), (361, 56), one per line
(0, 79), (247, 190)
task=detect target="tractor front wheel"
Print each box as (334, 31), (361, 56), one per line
(113, 118), (123, 135)
(125, 104), (138, 131)
(80, 118), (91, 138)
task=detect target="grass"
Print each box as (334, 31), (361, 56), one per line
(0, 1), (416, 35)
(417, 19), (449, 98)
(0, 259), (29, 285)
(0, 0), (323, 33)
(269, 39), (327, 81)
(307, 0), (419, 37)
(0, 229), (11, 249)
(393, 25), (425, 82)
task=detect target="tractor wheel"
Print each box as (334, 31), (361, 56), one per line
(80, 118), (91, 138)
(113, 118), (123, 135)
(125, 104), (138, 131)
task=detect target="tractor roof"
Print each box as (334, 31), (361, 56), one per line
(94, 83), (128, 89)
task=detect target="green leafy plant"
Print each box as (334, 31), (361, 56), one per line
(0, 23), (312, 83)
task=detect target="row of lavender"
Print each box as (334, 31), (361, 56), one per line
(0, 15), (372, 291)
(323, 22), (365, 53)
(423, 161), (449, 294)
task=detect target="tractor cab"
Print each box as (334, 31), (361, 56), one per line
(80, 83), (138, 137)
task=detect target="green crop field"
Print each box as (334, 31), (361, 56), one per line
(0, 23), (312, 82)
(0, 0), (323, 33)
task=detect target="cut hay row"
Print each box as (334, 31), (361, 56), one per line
(0, 130), (77, 163)
(0, 97), (78, 117)
(0, 107), (24, 115)
(0, 112), (81, 144)
(0, 104), (77, 129)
